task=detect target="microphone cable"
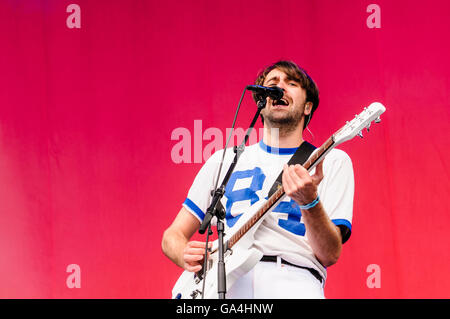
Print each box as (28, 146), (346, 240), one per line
(201, 86), (248, 298)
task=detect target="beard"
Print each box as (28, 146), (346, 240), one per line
(262, 103), (304, 136)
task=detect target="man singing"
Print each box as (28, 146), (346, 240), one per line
(162, 60), (354, 298)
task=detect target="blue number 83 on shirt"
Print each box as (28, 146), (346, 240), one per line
(224, 167), (306, 236)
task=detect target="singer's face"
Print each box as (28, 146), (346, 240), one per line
(261, 68), (310, 129)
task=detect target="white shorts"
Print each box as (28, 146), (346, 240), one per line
(226, 257), (325, 299)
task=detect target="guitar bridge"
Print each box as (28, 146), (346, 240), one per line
(190, 289), (202, 299)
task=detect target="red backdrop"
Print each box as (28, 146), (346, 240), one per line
(0, 0), (449, 298)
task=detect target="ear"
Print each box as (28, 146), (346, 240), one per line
(304, 102), (313, 116)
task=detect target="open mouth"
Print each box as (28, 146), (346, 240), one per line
(272, 98), (289, 106)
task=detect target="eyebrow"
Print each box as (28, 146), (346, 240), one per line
(264, 76), (279, 84)
(264, 75), (300, 85)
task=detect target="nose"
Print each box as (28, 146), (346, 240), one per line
(276, 85), (286, 98)
(275, 82), (287, 92)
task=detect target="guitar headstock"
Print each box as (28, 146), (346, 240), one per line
(333, 102), (386, 146)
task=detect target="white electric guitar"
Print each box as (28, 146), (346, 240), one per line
(172, 102), (386, 299)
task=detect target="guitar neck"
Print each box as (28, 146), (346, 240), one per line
(225, 136), (335, 250)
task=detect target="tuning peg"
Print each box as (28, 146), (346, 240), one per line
(357, 131), (363, 138)
(366, 123), (371, 132)
(374, 116), (381, 123)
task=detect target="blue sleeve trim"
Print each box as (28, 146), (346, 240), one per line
(183, 198), (205, 221)
(332, 219), (352, 244)
(332, 219), (352, 230)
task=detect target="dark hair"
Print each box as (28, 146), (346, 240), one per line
(253, 60), (319, 129)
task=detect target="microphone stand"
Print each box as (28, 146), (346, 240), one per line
(198, 97), (267, 299)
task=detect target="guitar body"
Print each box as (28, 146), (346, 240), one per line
(172, 198), (270, 299)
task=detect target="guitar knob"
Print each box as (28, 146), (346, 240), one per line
(374, 116), (381, 123)
(357, 131), (363, 138)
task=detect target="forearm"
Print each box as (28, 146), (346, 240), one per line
(301, 201), (342, 267)
(162, 229), (188, 269)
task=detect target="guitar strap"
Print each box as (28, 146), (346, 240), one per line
(267, 141), (316, 198)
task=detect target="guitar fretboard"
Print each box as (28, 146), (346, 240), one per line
(226, 136), (335, 249)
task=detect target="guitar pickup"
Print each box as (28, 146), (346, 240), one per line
(193, 259), (214, 284)
(194, 271), (203, 281)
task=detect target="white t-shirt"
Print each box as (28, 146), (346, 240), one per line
(182, 140), (354, 281)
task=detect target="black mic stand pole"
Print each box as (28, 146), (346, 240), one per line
(198, 97), (267, 299)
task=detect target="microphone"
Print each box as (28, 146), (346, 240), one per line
(246, 85), (284, 101)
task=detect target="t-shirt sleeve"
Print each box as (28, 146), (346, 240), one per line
(182, 150), (224, 223)
(318, 149), (355, 243)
